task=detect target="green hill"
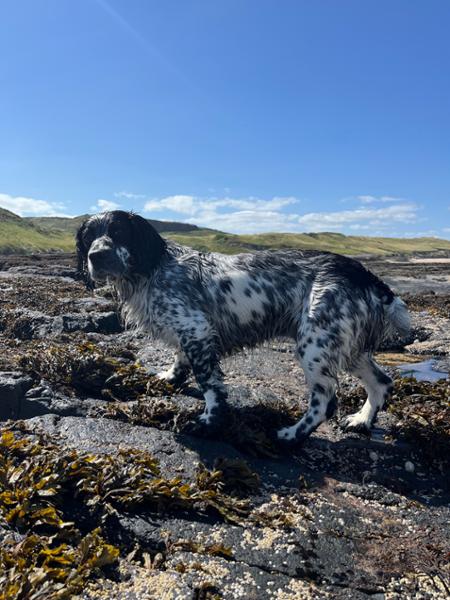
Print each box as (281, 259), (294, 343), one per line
(167, 230), (450, 256)
(0, 208), (75, 254)
(25, 215), (91, 235)
(1, 209), (450, 256)
(26, 215), (202, 235)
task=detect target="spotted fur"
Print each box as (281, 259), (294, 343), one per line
(76, 210), (411, 444)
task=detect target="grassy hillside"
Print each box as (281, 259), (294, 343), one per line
(26, 215), (90, 235)
(238, 231), (450, 255)
(26, 215), (202, 235)
(0, 211), (205, 254)
(2, 209), (450, 256)
(0, 209), (74, 254)
(167, 230), (450, 256)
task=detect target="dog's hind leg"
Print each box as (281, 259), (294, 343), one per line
(278, 325), (339, 445)
(342, 354), (393, 433)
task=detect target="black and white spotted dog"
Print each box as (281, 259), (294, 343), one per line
(76, 210), (410, 445)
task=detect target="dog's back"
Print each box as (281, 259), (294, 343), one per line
(169, 246), (409, 363)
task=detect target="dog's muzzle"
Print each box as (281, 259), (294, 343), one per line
(88, 238), (125, 280)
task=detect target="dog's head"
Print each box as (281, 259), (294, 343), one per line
(76, 210), (166, 286)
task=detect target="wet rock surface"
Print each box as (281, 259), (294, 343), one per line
(0, 253), (449, 599)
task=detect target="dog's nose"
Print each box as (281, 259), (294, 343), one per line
(88, 248), (111, 266)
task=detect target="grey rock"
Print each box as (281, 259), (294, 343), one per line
(12, 402), (450, 599)
(3, 308), (121, 339)
(22, 385), (111, 419)
(119, 514), (345, 584)
(0, 371), (34, 419)
(58, 296), (116, 312)
(23, 415), (203, 481)
(59, 311), (122, 335)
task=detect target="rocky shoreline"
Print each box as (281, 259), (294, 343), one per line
(0, 253), (449, 599)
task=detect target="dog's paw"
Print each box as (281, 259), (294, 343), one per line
(276, 425), (309, 448)
(183, 418), (211, 437)
(277, 425), (297, 442)
(154, 369), (177, 384)
(185, 405), (230, 438)
(341, 414), (371, 436)
(153, 369), (189, 390)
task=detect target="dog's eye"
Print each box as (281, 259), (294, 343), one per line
(108, 226), (121, 240)
(83, 231), (95, 247)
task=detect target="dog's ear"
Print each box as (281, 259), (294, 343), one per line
(127, 213), (167, 276)
(75, 220), (94, 289)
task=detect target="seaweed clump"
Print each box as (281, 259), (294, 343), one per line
(0, 274), (86, 317)
(212, 458), (260, 497)
(404, 292), (450, 319)
(339, 376), (449, 468)
(94, 396), (197, 432)
(18, 341), (173, 400)
(0, 430), (120, 599)
(0, 529), (119, 600)
(388, 377), (450, 467)
(0, 426), (252, 598)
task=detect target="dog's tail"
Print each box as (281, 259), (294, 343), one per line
(383, 296), (411, 340)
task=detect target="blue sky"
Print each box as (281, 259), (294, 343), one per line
(1, 0), (449, 237)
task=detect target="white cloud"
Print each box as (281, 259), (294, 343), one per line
(0, 192), (69, 217)
(190, 209), (302, 234)
(348, 224), (372, 231)
(91, 198), (120, 212)
(297, 203), (420, 232)
(114, 191), (146, 199)
(143, 195), (299, 233)
(140, 193), (430, 235)
(211, 196), (296, 211)
(144, 195), (296, 215)
(2, 189), (433, 237)
(357, 195), (378, 204)
(357, 195), (404, 204)
(144, 195), (198, 215)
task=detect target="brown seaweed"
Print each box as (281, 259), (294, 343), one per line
(0, 425), (255, 599)
(340, 376), (450, 467)
(19, 341), (173, 400)
(388, 377), (450, 466)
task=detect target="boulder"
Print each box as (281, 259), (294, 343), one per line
(0, 371), (34, 419)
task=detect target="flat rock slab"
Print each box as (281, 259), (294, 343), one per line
(18, 413), (450, 598)
(23, 415), (204, 481)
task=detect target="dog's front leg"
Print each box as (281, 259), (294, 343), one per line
(178, 325), (228, 432)
(155, 350), (191, 387)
